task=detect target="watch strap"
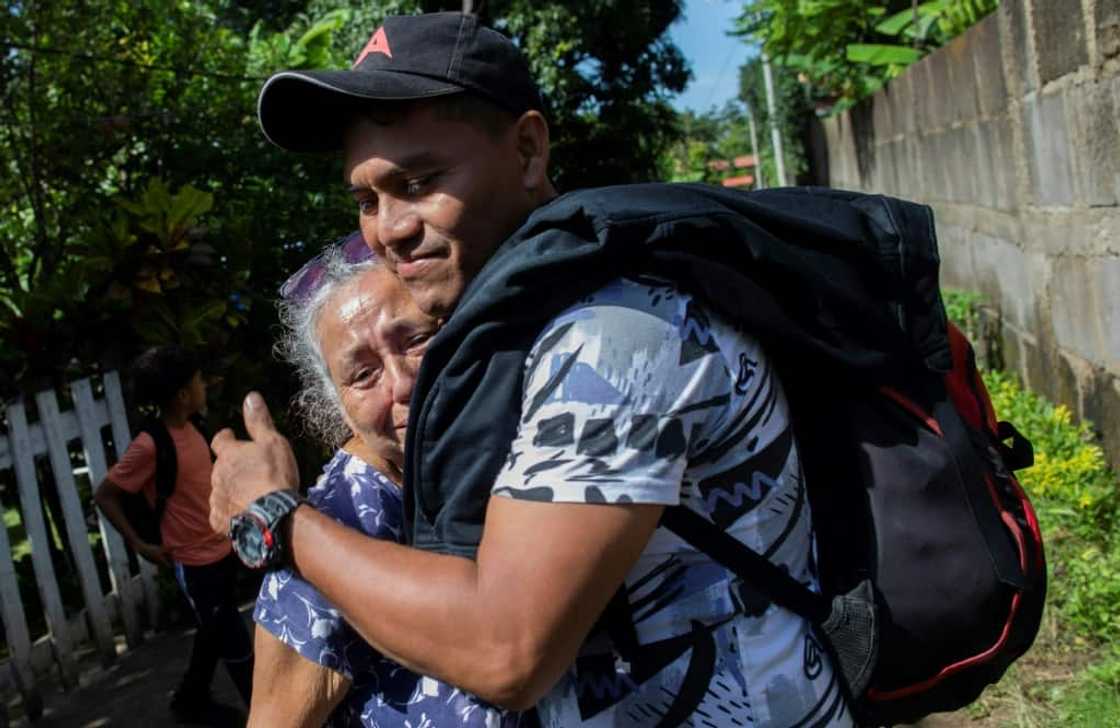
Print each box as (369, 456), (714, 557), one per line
(230, 489), (304, 569)
(247, 488), (302, 527)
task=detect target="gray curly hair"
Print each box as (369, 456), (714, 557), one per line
(275, 244), (380, 447)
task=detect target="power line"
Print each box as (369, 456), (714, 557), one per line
(701, 43), (739, 111)
(0, 39), (266, 83)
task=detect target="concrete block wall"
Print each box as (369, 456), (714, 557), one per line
(820, 0), (1120, 463)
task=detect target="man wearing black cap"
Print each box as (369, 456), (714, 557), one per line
(212, 12), (851, 727)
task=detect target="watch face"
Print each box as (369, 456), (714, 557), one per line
(230, 513), (269, 569)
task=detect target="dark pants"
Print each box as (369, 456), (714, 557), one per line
(173, 553), (254, 706)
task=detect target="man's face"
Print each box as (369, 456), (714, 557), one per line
(317, 267), (439, 471)
(343, 102), (535, 318)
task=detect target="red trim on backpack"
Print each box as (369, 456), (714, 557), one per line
(867, 470), (1036, 703)
(880, 386), (943, 437)
(1009, 473), (1045, 568)
(971, 366), (999, 433)
(867, 589), (1024, 701)
(945, 324), (990, 432)
(946, 322), (1044, 568)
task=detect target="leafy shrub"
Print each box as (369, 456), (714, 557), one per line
(734, 0), (999, 111)
(1056, 652), (1120, 726)
(942, 288), (983, 343)
(984, 371), (1117, 537)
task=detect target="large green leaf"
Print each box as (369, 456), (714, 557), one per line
(876, 1), (950, 38)
(846, 43), (923, 66)
(295, 9), (350, 55)
(876, 8), (918, 36)
(167, 185), (215, 234)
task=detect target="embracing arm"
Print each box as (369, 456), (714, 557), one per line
(209, 395), (659, 709)
(248, 625), (350, 728)
(287, 494), (660, 709)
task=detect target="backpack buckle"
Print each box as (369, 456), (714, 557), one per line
(996, 421), (1034, 471)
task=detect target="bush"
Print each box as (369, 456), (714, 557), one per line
(943, 288), (984, 344)
(1055, 652), (1120, 727)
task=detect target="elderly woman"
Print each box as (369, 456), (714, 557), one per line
(249, 235), (531, 728)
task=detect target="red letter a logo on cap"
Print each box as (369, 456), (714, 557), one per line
(354, 27), (392, 66)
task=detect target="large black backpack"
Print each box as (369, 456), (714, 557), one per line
(404, 183), (1048, 726)
(661, 322), (1046, 726)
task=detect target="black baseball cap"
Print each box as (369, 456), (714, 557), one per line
(257, 12), (543, 153)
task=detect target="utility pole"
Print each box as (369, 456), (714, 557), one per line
(761, 54), (788, 187)
(744, 100), (764, 189)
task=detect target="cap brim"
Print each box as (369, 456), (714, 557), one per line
(257, 70), (466, 153)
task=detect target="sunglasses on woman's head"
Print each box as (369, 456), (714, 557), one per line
(279, 231), (374, 301)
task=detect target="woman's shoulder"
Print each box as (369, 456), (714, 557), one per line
(307, 450), (404, 540)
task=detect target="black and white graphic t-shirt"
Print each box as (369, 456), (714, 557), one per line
(493, 276), (852, 727)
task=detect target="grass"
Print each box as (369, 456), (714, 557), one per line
(3, 507), (30, 560)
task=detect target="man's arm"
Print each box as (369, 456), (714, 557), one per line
(94, 478), (169, 567)
(289, 492), (660, 709)
(210, 395), (659, 709)
(247, 625), (350, 728)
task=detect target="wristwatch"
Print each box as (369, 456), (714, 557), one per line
(228, 489), (304, 569)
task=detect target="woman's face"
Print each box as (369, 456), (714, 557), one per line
(317, 266), (439, 474)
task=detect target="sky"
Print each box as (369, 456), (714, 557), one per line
(669, 0), (757, 114)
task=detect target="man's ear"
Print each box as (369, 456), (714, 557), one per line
(512, 110), (551, 192)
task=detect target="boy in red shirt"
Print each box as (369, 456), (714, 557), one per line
(95, 346), (253, 720)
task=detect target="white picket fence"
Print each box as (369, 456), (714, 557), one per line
(0, 371), (162, 718)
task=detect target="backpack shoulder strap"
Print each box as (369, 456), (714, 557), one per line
(188, 413), (212, 451)
(138, 417), (178, 523)
(660, 506), (832, 624)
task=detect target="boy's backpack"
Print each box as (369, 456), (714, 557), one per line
(661, 322), (1046, 726)
(118, 416), (178, 546)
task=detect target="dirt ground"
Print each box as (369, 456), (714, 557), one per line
(3, 608), (251, 728)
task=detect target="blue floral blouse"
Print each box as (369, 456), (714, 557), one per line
(254, 450), (531, 727)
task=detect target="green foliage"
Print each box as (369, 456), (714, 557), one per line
(985, 370), (1117, 531)
(293, 0), (691, 189)
(0, 0), (356, 411)
(942, 288), (984, 342)
(0, 0), (693, 480)
(875, 0), (996, 45)
(657, 103), (758, 185)
(480, 0), (690, 188)
(1054, 653), (1120, 727)
(734, 0), (998, 111)
(845, 43), (923, 66)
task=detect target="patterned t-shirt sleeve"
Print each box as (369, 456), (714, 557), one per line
(492, 278), (734, 506)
